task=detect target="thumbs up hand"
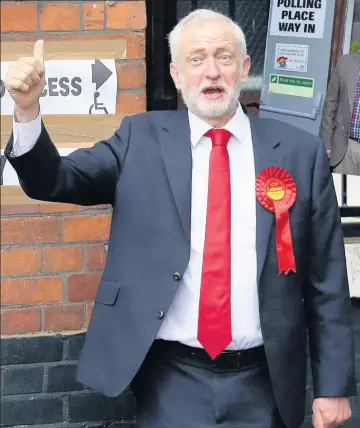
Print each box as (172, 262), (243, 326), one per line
(5, 40), (45, 121)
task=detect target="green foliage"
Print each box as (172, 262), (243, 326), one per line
(350, 41), (360, 53)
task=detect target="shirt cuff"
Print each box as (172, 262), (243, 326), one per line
(12, 112), (42, 157)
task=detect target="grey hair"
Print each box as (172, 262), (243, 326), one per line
(168, 9), (247, 64)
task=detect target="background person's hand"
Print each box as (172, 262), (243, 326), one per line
(4, 39), (45, 120)
(312, 397), (351, 427)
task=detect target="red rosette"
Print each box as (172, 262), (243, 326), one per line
(256, 167), (297, 274)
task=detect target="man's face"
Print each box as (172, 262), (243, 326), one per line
(170, 19), (251, 119)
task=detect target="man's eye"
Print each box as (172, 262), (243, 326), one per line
(191, 57), (201, 63)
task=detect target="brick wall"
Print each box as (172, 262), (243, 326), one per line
(1, 1), (146, 426)
(1, 333), (136, 427)
(1, 204), (112, 336)
(0, 0), (146, 332)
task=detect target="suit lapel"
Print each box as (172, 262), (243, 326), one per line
(348, 55), (360, 109)
(158, 109), (192, 243)
(248, 115), (284, 283)
(157, 109), (284, 280)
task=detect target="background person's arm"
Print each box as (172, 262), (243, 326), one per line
(319, 56), (343, 156)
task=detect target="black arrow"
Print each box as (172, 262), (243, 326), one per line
(91, 59), (113, 90)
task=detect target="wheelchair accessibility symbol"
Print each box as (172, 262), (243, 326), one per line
(89, 59), (113, 115)
(89, 91), (108, 114)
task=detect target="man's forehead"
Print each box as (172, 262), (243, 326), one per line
(183, 19), (233, 37)
(180, 21), (236, 52)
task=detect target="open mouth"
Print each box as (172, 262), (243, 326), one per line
(201, 86), (225, 99)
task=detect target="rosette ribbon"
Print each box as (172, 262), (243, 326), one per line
(256, 167), (297, 274)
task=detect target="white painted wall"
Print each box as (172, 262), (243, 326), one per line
(346, 242), (360, 297)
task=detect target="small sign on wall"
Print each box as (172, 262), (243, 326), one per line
(270, 0), (327, 39)
(0, 59), (117, 116)
(269, 74), (314, 97)
(274, 43), (309, 72)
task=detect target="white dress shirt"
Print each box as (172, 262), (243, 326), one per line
(11, 114), (42, 156)
(157, 105), (263, 350)
(12, 105), (263, 350)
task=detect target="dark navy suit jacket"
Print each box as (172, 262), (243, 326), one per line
(5, 109), (356, 428)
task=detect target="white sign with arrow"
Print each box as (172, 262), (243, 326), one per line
(0, 59), (117, 115)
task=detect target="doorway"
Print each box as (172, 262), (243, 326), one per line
(145, 0), (271, 112)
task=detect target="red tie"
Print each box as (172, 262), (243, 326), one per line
(197, 128), (232, 359)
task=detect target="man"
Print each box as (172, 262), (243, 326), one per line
(320, 52), (360, 175)
(4, 9), (356, 428)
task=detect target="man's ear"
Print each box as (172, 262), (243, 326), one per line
(241, 55), (251, 84)
(170, 62), (181, 89)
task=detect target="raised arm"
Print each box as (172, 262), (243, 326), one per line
(4, 40), (130, 206)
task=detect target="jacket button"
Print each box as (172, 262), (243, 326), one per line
(173, 272), (182, 281)
(156, 310), (164, 319)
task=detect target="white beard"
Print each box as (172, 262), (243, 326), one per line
(178, 74), (243, 119)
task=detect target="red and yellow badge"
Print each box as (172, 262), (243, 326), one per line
(256, 167), (297, 274)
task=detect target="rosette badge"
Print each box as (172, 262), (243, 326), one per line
(256, 167), (297, 274)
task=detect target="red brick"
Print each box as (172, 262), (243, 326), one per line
(43, 245), (83, 273)
(64, 214), (111, 242)
(84, 2), (105, 30)
(40, 203), (81, 213)
(43, 304), (84, 332)
(40, 3), (81, 31)
(125, 32), (146, 59)
(1, 248), (41, 276)
(116, 61), (146, 90)
(1, 217), (62, 245)
(67, 273), (101, 302)
(1, 4), (38, 33)
(1, 308), (41, 335)
(1, 205), (40, 216)
(85, 244), (107, 271)
(116, 93), (146, 115)
(1, 276), (63, 306)
(107, 1), (146, 30)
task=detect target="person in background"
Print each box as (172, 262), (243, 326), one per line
(320, 52), (360, 176)
(4, 9), (356, 428)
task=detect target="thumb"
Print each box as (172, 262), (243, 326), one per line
(33, 39), (44, 62)
(312, 409), (325, 428)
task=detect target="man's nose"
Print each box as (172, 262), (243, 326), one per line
(205, 59), (221, 80)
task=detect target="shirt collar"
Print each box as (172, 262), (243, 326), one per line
(188, 102), (248, 147)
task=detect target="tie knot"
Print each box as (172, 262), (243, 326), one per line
(206, 129), (232, 147)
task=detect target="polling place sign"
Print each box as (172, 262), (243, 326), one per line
(260, 0), (335, 136)
(0, 59), (117, 115)
(270, 0), (327, 38)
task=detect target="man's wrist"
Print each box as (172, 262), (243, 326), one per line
(14, 103), (40, 123)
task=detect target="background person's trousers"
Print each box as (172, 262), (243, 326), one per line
(333, 138), (360, 176)
(130, 340), (287, 428)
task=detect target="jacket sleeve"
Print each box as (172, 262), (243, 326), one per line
(304, 138), (356, 398)
(319, 57), (342, 152)
(4, 116), (131, 206)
